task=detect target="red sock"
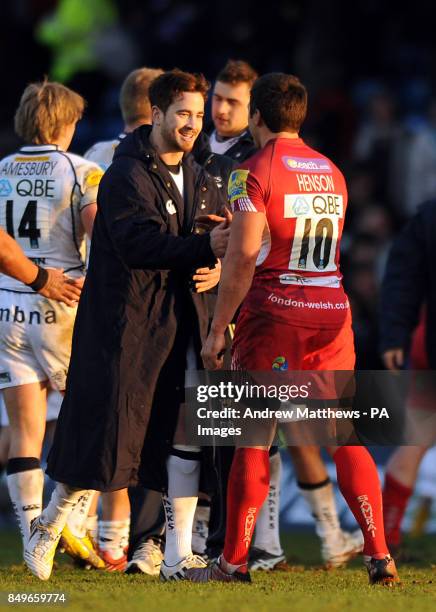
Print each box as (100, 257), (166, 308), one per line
(383, 473), (413, 548)
(223, 448), (270, 571)
(333, 446), (388, 558)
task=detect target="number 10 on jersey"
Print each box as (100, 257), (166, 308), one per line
(284, 193), (342, 272)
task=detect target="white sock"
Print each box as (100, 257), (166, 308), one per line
(252, 451), (283, 555)
(98, 519), (130, 560)
(41, 483), (91, 535)
(192, 503), (210, 554)
(86, 514), (98, 541)
(7, 468), (44, 546)
(66, 490), (96, 538)
(298, 479), (342, 544)
(163, 451), (200, 566)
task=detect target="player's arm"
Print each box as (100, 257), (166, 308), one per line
(80, 202), (97, 239)
(201, 211), (265, 369)
(79, 165), (103, 240)
(0, 228), (81, 306)
(0, 227), (40, 283)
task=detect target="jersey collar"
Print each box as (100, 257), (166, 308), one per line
(19, 144), (62, 153)
(272, 136), (304, 145)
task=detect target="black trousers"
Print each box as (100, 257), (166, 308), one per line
(128, 487), (165, 557)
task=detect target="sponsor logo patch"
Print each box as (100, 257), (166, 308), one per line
(282, 156), (332, 173)
(0, 179), (12, 196)
(84, 169), (103, 188)
(284, 193), (344, 218)
(228, 169), (249, 204)
(292, 196), (310, 215)
(243, 507), (257, 548)
(272, 356), (288, 371)
(358, 494), (377, 537)
(166, 199), (177, 215)
(22, 504), (41, 512)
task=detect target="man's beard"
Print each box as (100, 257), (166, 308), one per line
(161, 124), (196, 153)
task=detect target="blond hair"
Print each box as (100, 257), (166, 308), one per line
(119, 67), (164, 126)
(14, 80), (85, 144)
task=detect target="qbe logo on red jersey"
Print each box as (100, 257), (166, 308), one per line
(284, 193), (343, 272)
(284, 193), (344, 218)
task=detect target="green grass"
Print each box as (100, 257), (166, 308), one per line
(0, 530), (435, 612)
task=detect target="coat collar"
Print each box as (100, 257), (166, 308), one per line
(132, 125), (206, 234)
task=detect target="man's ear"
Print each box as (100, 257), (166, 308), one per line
(151, 105), (162, 125)
(252, 108), (262, 127)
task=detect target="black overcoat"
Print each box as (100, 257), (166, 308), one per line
(380, 200), (436, 367)
(46, 126), (225, 491)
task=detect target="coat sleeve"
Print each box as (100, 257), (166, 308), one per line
(379, 211), (426, 353)
(98, 160), (217, 271)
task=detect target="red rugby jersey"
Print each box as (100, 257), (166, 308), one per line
(228, 137), (351, 328)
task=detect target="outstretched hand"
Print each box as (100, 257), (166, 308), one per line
(191, 259), (221, 293)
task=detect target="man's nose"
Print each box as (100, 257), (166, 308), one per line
(215, 100), (229, 115)
(189, 115), (202, 130)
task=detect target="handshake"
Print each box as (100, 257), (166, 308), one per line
(190, 208), (232, 293)
(197, 207), (232, 259)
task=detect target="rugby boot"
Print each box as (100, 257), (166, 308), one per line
(185, 557), (251, 583)
(24, 517), (61, 580)
(248, 547), (292, 571)
(160, 553), (207, 581)
(60, 524), (105, 569)
(365, 555), (400, 586)
(125, 539), (163, 576)
(322, 529), (364, 569)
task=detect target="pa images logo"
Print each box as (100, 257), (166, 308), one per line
(0, 179), (12, 197)
(272, 356), (288, 371)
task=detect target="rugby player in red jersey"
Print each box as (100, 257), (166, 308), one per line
(186, 73), (399, 585)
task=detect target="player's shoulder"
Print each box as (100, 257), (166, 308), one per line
(228, 143), (279, 204)
(294, 141), (344, 178)
(231, 145), (270, 183)
(242, 144), (270, 169)
(84, 138), (121, 169)
(59, 151), (104, 191)
(61, 150), (103, 173)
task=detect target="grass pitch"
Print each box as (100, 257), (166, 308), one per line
(0, 530), (435, 612)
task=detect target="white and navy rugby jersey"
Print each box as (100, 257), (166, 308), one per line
(0, 144), (103, 292)
(84, 134), (125, 170)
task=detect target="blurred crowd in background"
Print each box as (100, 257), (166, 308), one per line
(4, 1), (436, 371)
(1, 0), (436, 533)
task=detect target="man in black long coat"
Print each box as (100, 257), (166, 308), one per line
(379, 199), (436, 552)
(24, 69), (230, 581)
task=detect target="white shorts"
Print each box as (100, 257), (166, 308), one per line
(0, 389), (62, 426)
(0, 291), (77, 391)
